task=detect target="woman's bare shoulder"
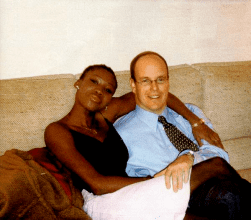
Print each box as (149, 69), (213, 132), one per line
(44, 120), (73, 147)
(45, 120), (69, 134)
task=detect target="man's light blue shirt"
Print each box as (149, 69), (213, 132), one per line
(114, 104), (229, 177)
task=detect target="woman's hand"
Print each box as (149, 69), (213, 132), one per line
(192, 123), (224, 149)
(166, 93), (224, 149)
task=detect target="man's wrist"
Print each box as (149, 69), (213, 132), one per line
(186, 150), (195, 162)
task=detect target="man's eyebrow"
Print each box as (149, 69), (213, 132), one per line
(138, 76), (150, 79)
(139, 76), (167, 79)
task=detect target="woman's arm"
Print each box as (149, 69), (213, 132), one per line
(167, 93), (223, 149)
(102, 92), (136, 123)
(44, 122), (150, 195)
(103, 92), (223, 148)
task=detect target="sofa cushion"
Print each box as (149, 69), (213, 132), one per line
(114, 71), (132, 97)
(237, 168), (251, 183)
(0, 74), (76, 154)
(168, 64), (203, 109)
(192, 61), (251, 141)
(222, 136), (251, 171)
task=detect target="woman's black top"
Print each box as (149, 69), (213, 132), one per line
(70, 119), (129, 191)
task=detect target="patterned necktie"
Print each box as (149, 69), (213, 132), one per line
(158, 116), (199, 152)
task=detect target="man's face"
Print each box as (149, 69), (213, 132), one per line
(130, 54), (169, 115)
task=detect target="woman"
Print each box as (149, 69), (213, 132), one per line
(44, 64), (222, 219)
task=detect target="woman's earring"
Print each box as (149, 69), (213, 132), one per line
(76, 85), (80, 90)
(105, 106), (108, 111)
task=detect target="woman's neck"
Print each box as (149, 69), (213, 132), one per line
(65, 105), (98, 129)
(62, 105), (109, 141)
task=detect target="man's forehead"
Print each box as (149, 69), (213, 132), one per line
(137, 54), (162, 63)
(135, 55), (168, 77)
(136, 54), (166, 68)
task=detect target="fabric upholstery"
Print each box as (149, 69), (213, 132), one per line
(192, 61), (251, 141)
(223, 137), (251, 170)
(0, 74), (76, 153)
(0, 61), (250, 181)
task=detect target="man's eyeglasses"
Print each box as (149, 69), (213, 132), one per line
(135, 77), (168, 87)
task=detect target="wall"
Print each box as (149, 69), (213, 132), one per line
(0, 0), (250, 79)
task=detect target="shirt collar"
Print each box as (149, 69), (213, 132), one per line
(135, 105), (169, 131)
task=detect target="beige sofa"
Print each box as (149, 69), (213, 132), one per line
(0, 61), (250, 183)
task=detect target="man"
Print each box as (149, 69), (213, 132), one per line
(114, 51), (250, 219)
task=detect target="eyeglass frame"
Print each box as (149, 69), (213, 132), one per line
(134, 76), (169, 87)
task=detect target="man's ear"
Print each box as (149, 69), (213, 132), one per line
(130, 78), (136, 94)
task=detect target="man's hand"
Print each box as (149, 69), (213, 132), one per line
(192, 123), (224, 149)
(154, 154), (194, 192)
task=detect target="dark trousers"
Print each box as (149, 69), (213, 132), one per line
(187, 176), (251, 220)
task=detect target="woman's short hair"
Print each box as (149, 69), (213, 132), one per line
(130, 51), (168, 81)
(80, 64), (117, 89)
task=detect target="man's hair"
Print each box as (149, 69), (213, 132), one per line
(130, 51), (169, 81)
(79, 64), (117, 89)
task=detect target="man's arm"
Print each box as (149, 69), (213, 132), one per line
(154, 146), (229, 192)
(154, 104), (228, 192)
(154, 153), (194, 193)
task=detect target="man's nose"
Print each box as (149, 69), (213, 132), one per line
(150, 80), (159, 91)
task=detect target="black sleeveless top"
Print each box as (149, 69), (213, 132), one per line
(70, 119), (129, 191)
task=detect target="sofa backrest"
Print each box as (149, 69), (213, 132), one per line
(0, 74), (76, 153)
(0, 61), (250, 155)
(192, 61), (251, 141)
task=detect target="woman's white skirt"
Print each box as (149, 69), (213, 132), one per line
(82, 175), (190, 220)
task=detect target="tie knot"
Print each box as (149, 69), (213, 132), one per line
(158, 116), (167, 125)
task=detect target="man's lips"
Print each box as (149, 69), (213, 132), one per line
(148, 95), (160, 99)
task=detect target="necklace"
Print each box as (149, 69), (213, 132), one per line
(81, 126), (98, 135)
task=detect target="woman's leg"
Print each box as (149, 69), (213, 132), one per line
(187, 157), (250, 219)
(190, 157), (241, 194)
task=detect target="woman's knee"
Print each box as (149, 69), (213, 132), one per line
(190, 157), (240, 193)
(209, 157), (240, 179)
(194, 157), (238, 177)
(210, 157), (229, 167)
(189, 178), (248, 220)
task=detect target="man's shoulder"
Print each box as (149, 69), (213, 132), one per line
(114, 110), (138, 129)
(185, 103), (202, 112)
(184, 103), (207, 120)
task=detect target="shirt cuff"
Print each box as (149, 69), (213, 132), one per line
(178, 149), (191, 157)
(178, 150), (195, 165)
